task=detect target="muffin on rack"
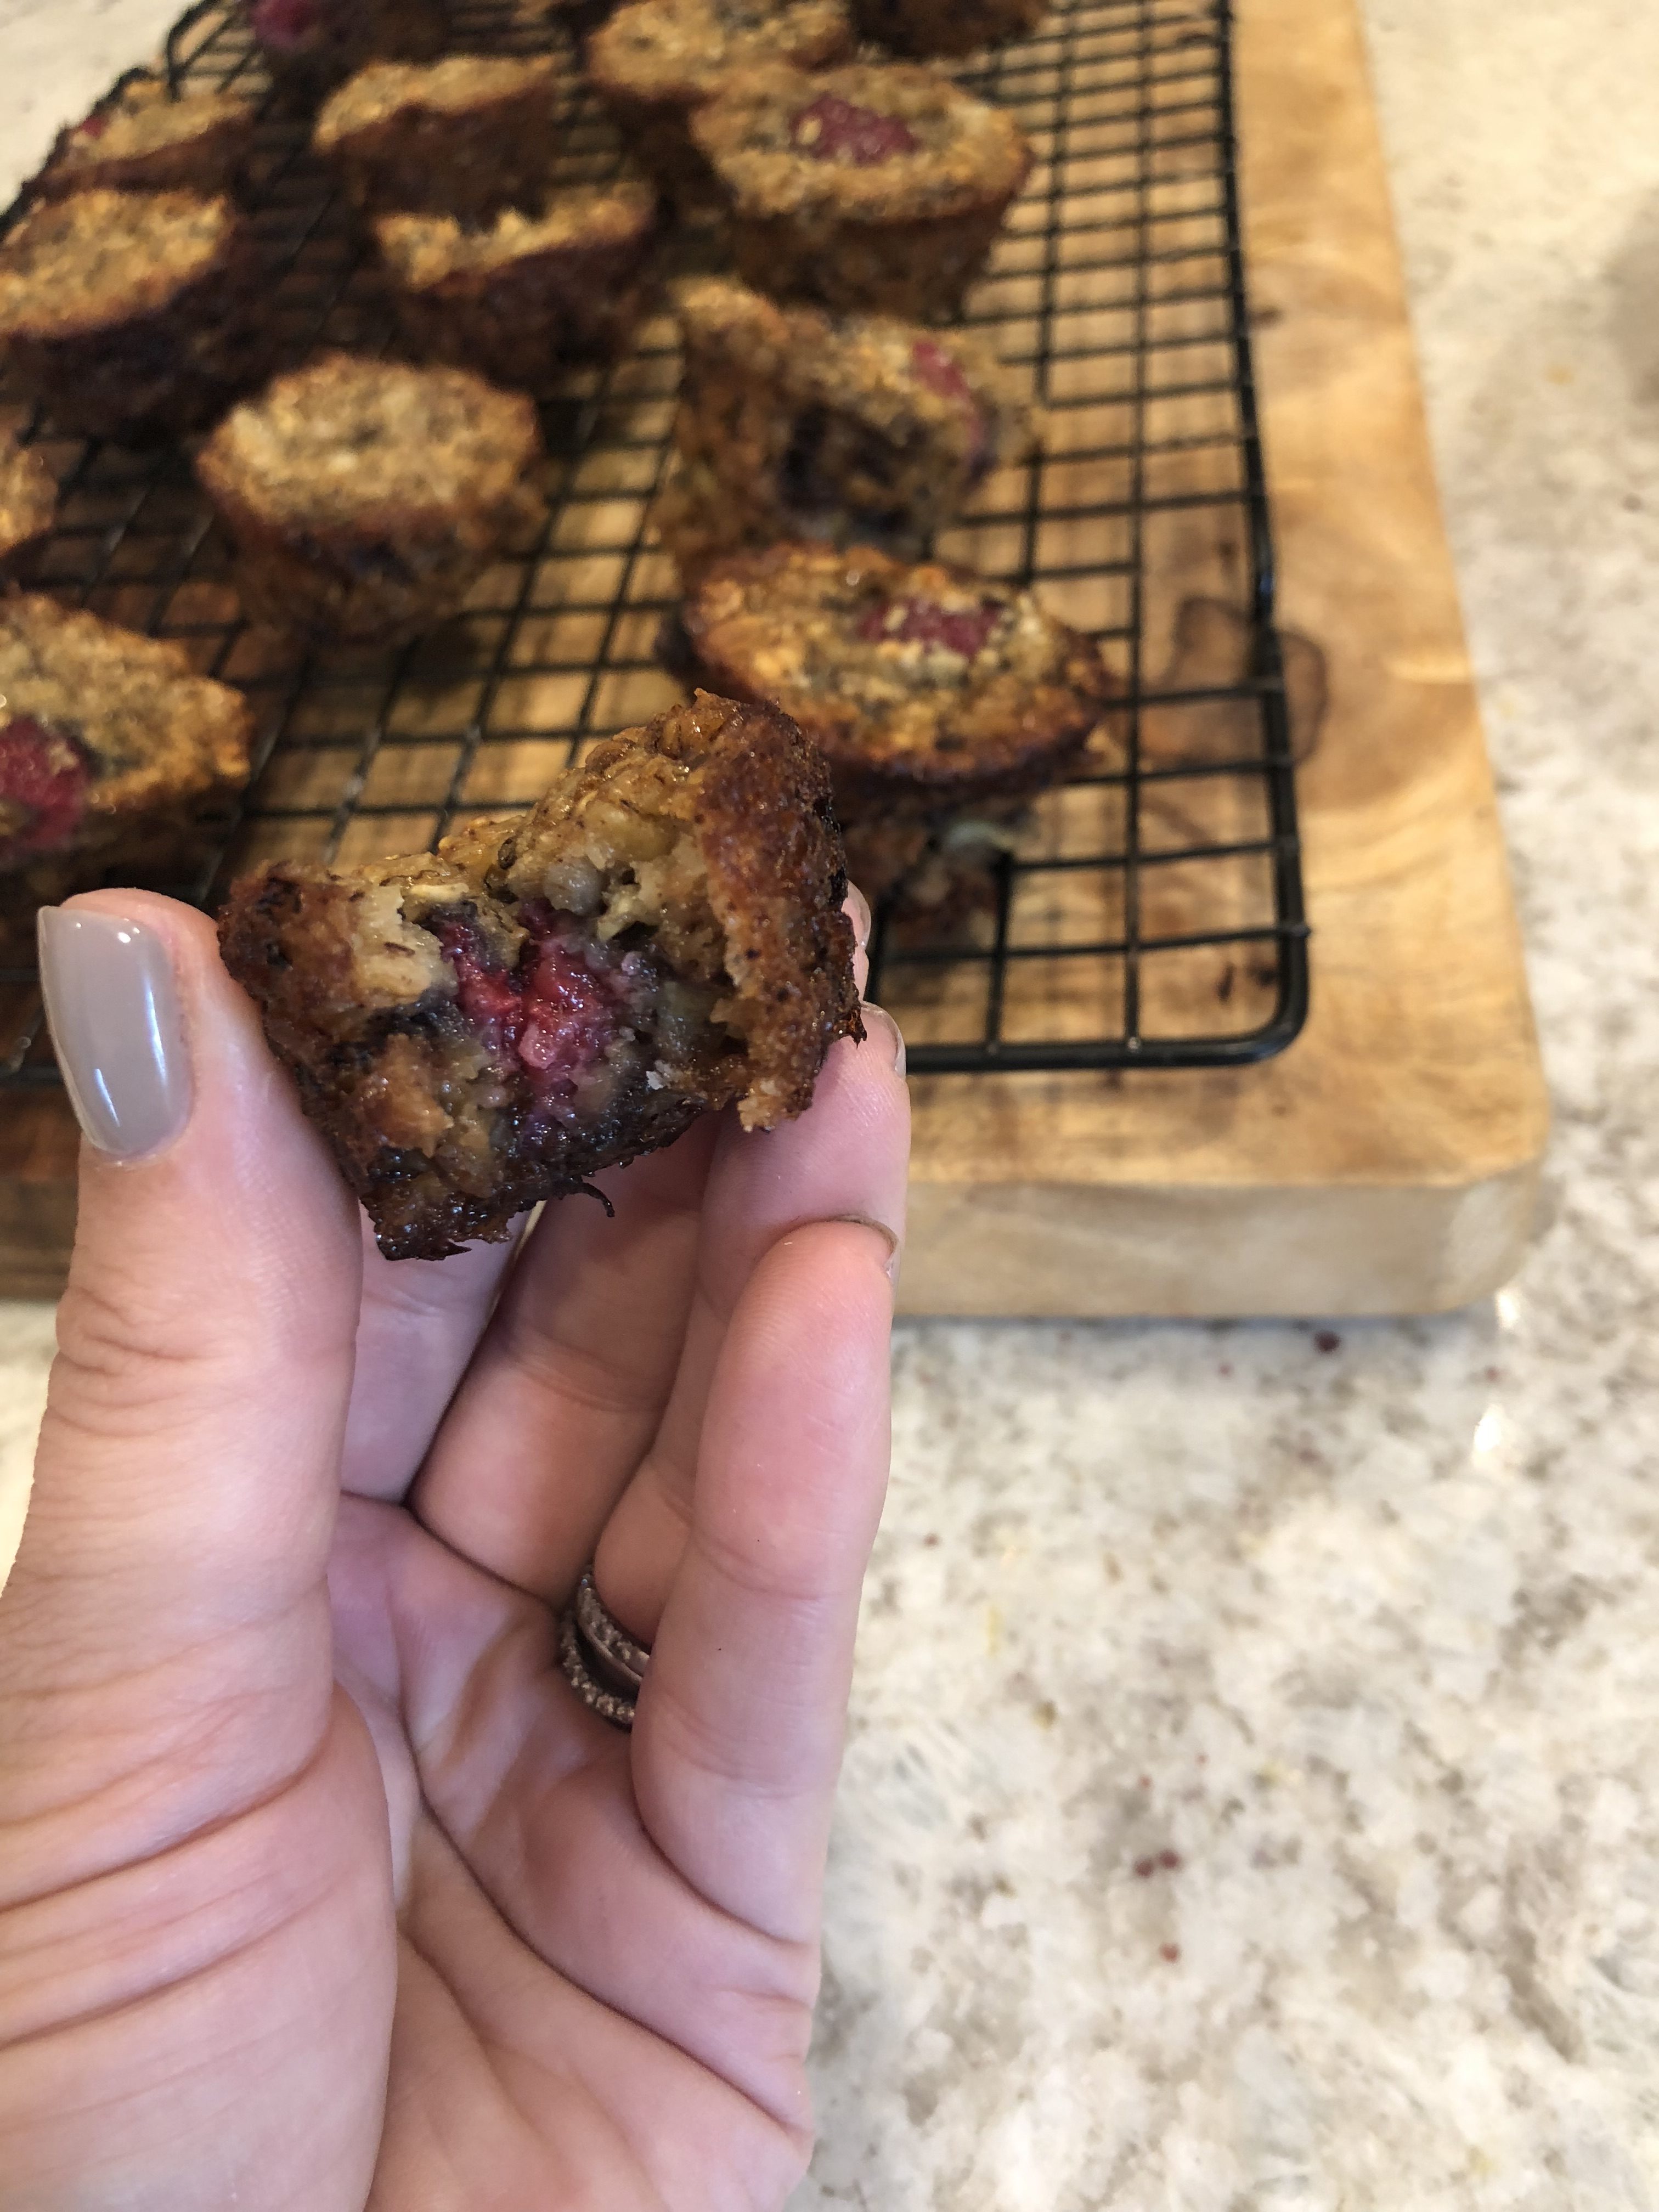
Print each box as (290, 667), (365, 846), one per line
(0, 437), (55, 579)
(27, 84), (257, 204)
(691, 61), (1031, 318)
(588, 0), (853, 205)
(250, 0), (451, 110)
(850, 0), (1047, 58)
(0, 189), (271, 442)
(654, 273), (1036, 582)
(196, 352), (547, 648)
(314, 54), (563, 222)
(0, 595), (252, 947)
(218, 692), (862, 1259)
(376, 179), (661, 386)
(677, 541), (1110, 903)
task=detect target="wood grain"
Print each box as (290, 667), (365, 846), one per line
(0, 0), (1548, 1314)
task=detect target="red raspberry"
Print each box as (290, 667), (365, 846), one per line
(516, 933), (621, 1093)
(251, 0), (320, 50)
(856, 597), (1001, 658)
(791, 94), (919, 167)
(0, 717), (92, 865)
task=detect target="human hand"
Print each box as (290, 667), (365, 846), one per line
(0, 884), (907, 2210)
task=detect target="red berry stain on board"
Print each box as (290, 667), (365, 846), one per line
(252, 0), (320, 49)
(1133, 1849), (1183, 1878)
(1313, 1329), (1341, 1354)
(437, 908), (634, 1102)
(0, 718), (92, 864)
(78, 111), (111, 139)
(1160, 1943), (1181, 1962)
(910, 340), (990, 471)
(858, 597), (1001, 658)
(792, 94), (919, 166)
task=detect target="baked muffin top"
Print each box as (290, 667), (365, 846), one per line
(376, 180), (658, 287)
(315, 53), (560, 144)
(0, 190), (238, 339)
(589, 0), (851, 107)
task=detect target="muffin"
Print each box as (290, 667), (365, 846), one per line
(851, 0), (1047, 58)
(250, 0), (451, 110)
(218, 692), (861, 1259)
(314, 54), (563, 222)
(27, 85), (257, 205)
(376, 180), (661, 386)
(0, 437), (56, 579)
(0, 189), (271, 443)
(588, 0), (853, 204)
(691, 61), (1031, 317)
(654, 273), (1036, 582)
(197, 353), (547, 648)
(0, 595), (252, 945)
(679, 541), (1110, 899)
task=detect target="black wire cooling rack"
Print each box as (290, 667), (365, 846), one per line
(0, 0), (1307, 1086)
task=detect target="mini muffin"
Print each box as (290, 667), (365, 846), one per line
(588, 0), (853, 204)
(654, 273), (1035, 581)
(314, 54), (563, 222)
(218, 692), (861, 1259)
(0, 189), (271, 443)
(250, 0), (451, 109)
(197, 352), (548, 648)
(377, 180), (660, 386)
(0, 437), (56, 578)
(692, 61), (1031, 318)
(28, 85), (257, 204)
(851, 0), (1047, 58)
(0, 595), (252, 944)
(680, 541), (1110, 898)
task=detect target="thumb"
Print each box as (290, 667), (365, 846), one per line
(1, 890), (362, 1884)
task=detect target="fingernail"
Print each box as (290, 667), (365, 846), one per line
(861, 1002), (906, 1078)
(37, 909), (191, 1161)
(845, 881), (872, 951)
(837, 1214), (903, 1289)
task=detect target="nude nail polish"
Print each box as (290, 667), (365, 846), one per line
(861, 1002), (906, 1078)
(37, 909), (191, 1160)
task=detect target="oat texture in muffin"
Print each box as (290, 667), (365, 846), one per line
(219, 693), (861, 1259)
(314, 54), (563, 221)
(0, 437), (55, 578)
(589, 0), (853, 202)
(196, 352), (548, 647)
(0, 189), (271, 442)
(680, 540), (1111, 902)
(692, 60), (1030, 317)
(377, 180), (661, 386)
(29, 84), (256, 204)
(0, 595), (252, 941)
(654, 273), (1036, 580)
(851, 0), (1047, 58)
(251, 0), (450, 108)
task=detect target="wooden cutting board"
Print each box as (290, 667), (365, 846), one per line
(0, 0), (1549, 1313)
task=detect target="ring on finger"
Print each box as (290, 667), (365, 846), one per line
(558, 1565), (652, 1730)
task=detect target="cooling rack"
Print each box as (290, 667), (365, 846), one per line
(0, 0), (1307, 1086)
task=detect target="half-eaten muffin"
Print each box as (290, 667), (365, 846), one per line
(218, 693), (862, 1258)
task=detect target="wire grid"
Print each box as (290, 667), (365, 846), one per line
(0, 0), (1307, 1086)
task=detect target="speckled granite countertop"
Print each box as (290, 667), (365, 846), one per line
(4, 2), (1659, 2204)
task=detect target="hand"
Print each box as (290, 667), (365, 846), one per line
(0, 885), (907, 2211)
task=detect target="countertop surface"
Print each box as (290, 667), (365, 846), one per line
(4, 2), (1659, 2205)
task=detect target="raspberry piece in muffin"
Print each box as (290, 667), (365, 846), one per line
(376, 180), (661, 387)
(0, 595), (252, 944)
(218, 693), (861, 1259)
(692, 61), (1030, 318)
(252, 0), (451, 110)
(653, 274), (1035, 580)
(29, 84), (256, 205)
(314, 55), (564, 222)
(679, 541), (1111, 901)
(588, 0), (853, 205)
(0, 189), (272, 442)
(851, 0), (1047, 58)
(196, 352), (547, 648)
(0, 436), (55, 579)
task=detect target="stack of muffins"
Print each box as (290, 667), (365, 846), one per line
(0, 0), (1109, 944)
